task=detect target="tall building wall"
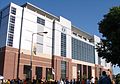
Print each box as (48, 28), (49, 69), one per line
(0, 5), (10, 47)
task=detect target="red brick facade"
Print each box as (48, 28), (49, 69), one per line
(0, 46), (112, 80)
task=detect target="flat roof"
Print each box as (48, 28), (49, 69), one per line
(72, 25), (94, 40)
(22, 2), (59, 21)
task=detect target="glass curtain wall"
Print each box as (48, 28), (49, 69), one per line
(72, 38), (95, 63)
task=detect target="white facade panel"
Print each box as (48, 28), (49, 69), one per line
(45, 18), (53, 29)
(23, 8), (37, 23)
(54, 21), (62, 32)
(72, 66), (77, 79)
(94, 35), (101, 65)
(106, 63), (111, 69)
(54, 17), (72, 58)
(101, 59), (106, 66)
(54, 23), (61, 56)
(66, 35), (72, 58)
(14, 7), (53, 56)
(22, 18), (37, 30)
(43, 27), (52, 55)
(20, 9), (37, 51)
(92, 67), (95, 78)
(60, 16), (71, 28)
(12, 6), (23, 48)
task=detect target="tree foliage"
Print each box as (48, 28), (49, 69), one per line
(97, 6), (120, 66)
(116, 73), (120, 84)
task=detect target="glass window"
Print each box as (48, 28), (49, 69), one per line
(24, 65), (31, 78)
(77, 64), (82, 79)
(8, 15), (15, 47)
(88, 66), (92, 78)
(7, 34), (14, 46)
(36, 67), (42, 79)
(46, 68), (52, 80)
(37, 17), (45, 25)
(61, 61), (66, 80)
(61, 33), (66, 57)
(98, 57), (101, 65)
(72, 37), (95, 63)
(83, 65), (87, 76)
(10, 15), (15, 23)
(9, 23), (14, 33)
(11, 7), (16, 15)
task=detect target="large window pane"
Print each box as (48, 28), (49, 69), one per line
(37, 17), (45, 25)
(36, 67), (42, 79)
(24, 65), (31, 79)
(10, 15), (15, 23)
(11, 7), (16, 15)
(46, 68), (52, 80)
(61, 61), (66, 80)
(72, 38), (95, 63)
(61, 33), (66, 57)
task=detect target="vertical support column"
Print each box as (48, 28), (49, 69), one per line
(57, 59), (61, 81)
(66, 60), (72, 80)
(86, 65), (88, 78)
(81, 65), (83, 79)
(54, 57), (61, 81)
(54, 58), (57, 80)
(91, 66), (95, 78)
(42, 67), (46, 80)
(95, 65), (99, 78)
(32, 66), (36, 79)
(83, 65), (87, 78)
(13, 53), (18, 79)
(19, 64), (24, 79)
(66, 61), (69, 79)
(69, 60), (72, 80)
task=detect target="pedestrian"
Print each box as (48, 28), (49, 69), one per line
(6, 79), (10, 84)
(91, 77), (95, 84)
(81, 78), (85, 84)
(86, 78), (91, 84)
(76, 79), (81, 84)
(60, 78), (64, 84)
(70, 79), (73, 84)
(73, 79), (76, 84)
(57, 80), (60, 84)
(10, 79), (15, 84)
(95, 77), (98, 84)
(66, 78), (69, 84)
(112, 79), (115, 84)
(98, 71), (112, 84)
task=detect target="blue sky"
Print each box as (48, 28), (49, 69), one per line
(0, 0), (120, 75)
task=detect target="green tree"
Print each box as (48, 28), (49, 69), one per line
(97, 6), (120, 66)
(116, 73), (120, 84)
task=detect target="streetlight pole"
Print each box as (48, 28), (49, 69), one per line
(30, 31), (47, 81)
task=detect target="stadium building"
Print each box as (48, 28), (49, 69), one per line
(0, 2), (112, 80)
